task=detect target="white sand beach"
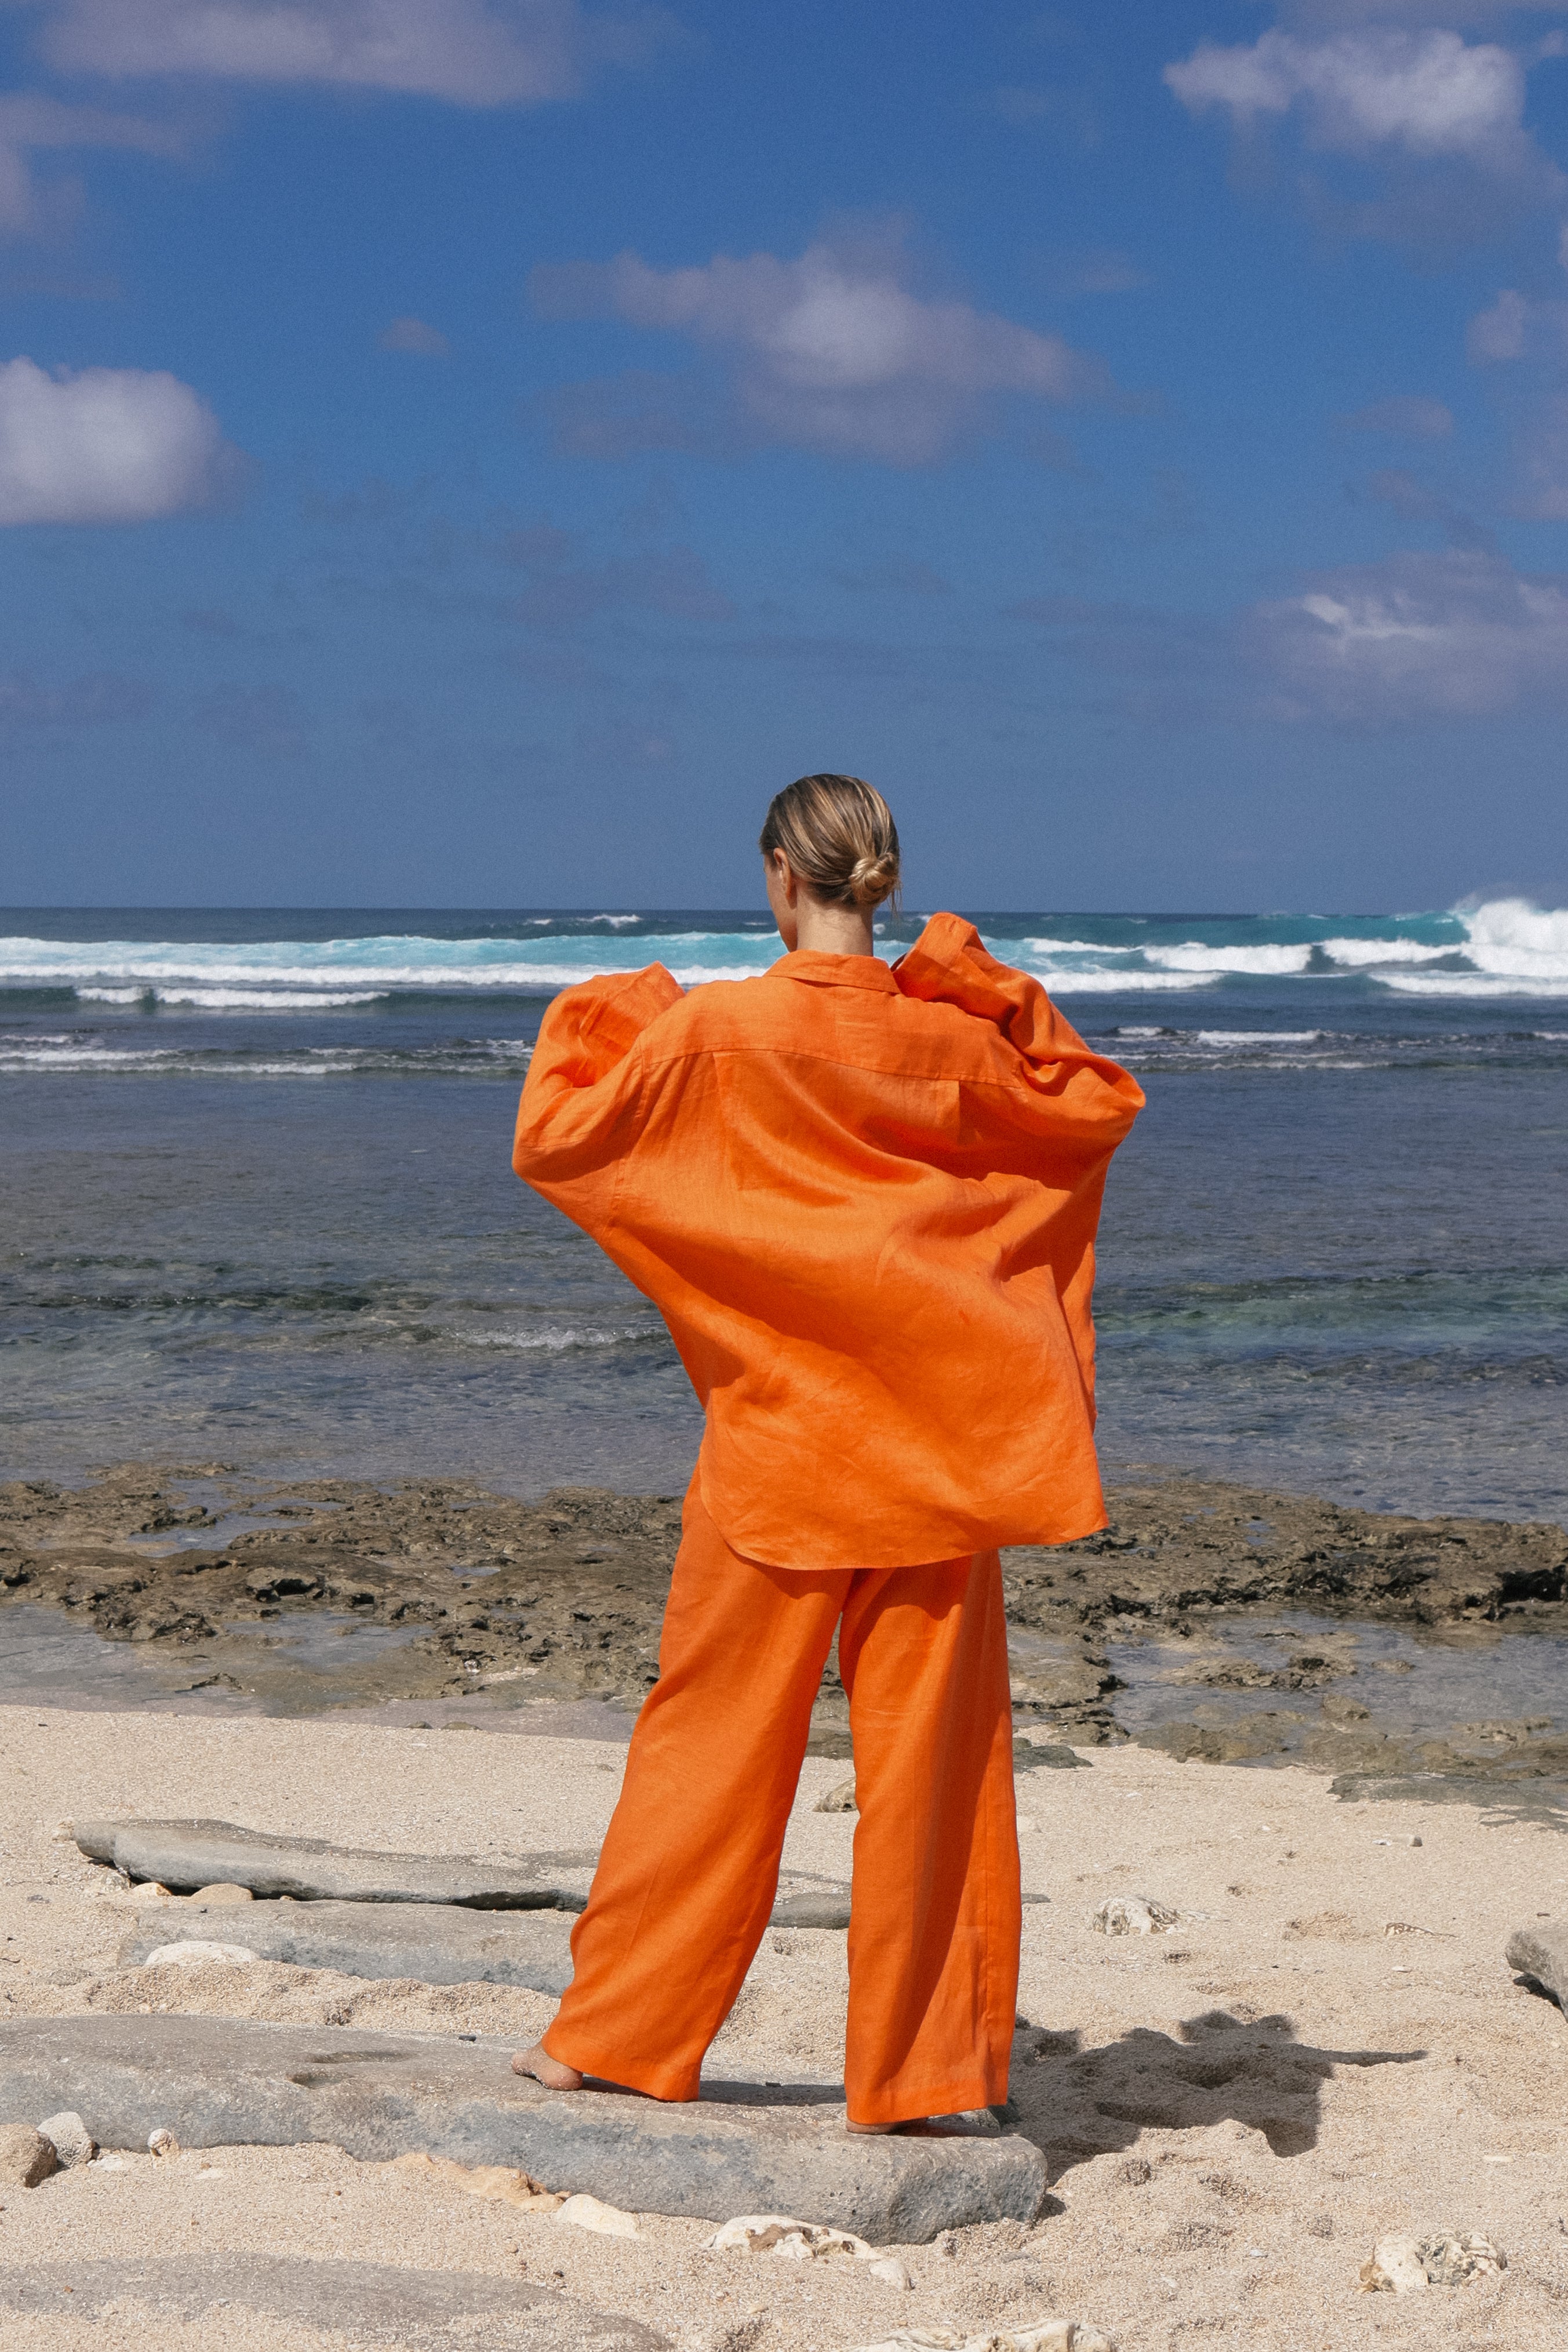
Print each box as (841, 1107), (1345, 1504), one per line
(1, 1702), (1565, 2349)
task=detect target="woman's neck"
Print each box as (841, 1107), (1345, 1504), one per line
(791, 896), (875, 957)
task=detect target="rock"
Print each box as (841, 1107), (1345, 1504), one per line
(121, 1899), (576, 1994)
(143, 1941), (258, 1968)
(710, 2215), (872, 2259)
(1506, 1920), (1568, 2009)
(856, 2325), (1113, 2351)
(771, 1889), (853, 1929)
(72, 1819), (595, 1911)
(554, 2191), (639, 2237)
(1090, 1896), (1177, 1936)
(815, 1778), (857, 1813)
(391, 2151), (561, 2212)
(1013, 1743), (1090, 1773)
(190, 1883), (254, 1905)
(0, 2255), (665, 2349)
(710, 2216), (912, 2286)
(0, 2015), (1045, 2245)
(1359, 2234), (1429, 2293)
(147, 2127), (179, 2158)
(37, 2110), (95, 2169)
(0, 2125), (57, 2187)
(1360, 2230), (1507, 2293)
(1418, 2231), (1506, 2285)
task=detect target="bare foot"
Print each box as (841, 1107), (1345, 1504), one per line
(847, 2111), (998, 2137)
(511, 2043), (583, 2091)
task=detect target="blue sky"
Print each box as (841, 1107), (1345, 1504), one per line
(0, 0), (1566, 911)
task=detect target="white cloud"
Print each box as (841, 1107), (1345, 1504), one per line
(1468, 286), (1533, 360)
(1250, 548), (1568, 718)
(28, 0), (670, 107)
(379, 315), (449, 355)
(0, 92), (184, 238)
(0, 355), (234, 523)
(1339, 392), (1453, 437)
(532, 236), (1122, 464)
(1276, 2), (1566, 24)
(1166, 28), (1532, 165)
(1464, 288), (1568, 513)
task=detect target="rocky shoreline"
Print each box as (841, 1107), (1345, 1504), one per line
(2, 1465), (1566, 1785)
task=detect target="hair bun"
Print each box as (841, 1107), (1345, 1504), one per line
(847, 849), (898, 908)
(759, 773), (901, 913)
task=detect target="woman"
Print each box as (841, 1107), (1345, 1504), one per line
(510, 774), (1142, 2132)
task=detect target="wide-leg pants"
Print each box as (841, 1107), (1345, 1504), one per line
(540, 1484), (1021, 2127)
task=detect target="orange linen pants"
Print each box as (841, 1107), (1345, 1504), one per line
(540, 1484), (1021, 2127)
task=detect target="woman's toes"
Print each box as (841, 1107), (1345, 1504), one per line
(511, 2044), (584, 2091)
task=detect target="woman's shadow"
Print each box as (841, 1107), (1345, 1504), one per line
(1009, 2006), (1425, 2173)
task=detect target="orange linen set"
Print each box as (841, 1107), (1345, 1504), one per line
(512, 913), (1142, 2124)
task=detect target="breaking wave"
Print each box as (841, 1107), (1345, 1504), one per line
(0, 899), (1562, 1035)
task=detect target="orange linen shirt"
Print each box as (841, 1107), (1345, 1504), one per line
(513, 913), (1144, 1572)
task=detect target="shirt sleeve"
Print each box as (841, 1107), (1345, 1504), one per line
(894, 914), (1144, 1428)
(512, 964), (684, 1237)
(893, 913), (1145, 1147)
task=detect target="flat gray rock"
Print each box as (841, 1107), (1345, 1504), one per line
(0, 2015), (1045, 2245)
(77, 1819), (850, 1931)
(770, 1889), (852, 1929)
(1507, 1920), (1568, 2008)
(0, 2256), (664, 2349)
(124, 1898), (576, 1993)
(74, 1818), (595, 1910)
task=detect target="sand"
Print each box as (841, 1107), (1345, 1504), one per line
(1, 1702), (1566, 2350)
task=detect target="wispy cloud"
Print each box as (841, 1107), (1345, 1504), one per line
(0, 91), (185, 239)
(195, 679), (307, 753)
(532, 231), (1130, 465)
(1338, 393), (1454, 438)
(498, 521), (734, 627)
(379, 315), (449, 356)
(1466, 285), (1568, 516)
(0, 355), (237, 523)
(1248, 548), (1568, 719)
(24, 0), (678, 107)
(0, 667), (152, 723)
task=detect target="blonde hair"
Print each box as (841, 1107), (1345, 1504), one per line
(758, 773), (901, 913)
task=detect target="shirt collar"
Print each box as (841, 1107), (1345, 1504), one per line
(767, 950), (899, 993)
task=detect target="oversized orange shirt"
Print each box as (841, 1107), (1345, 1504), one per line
(513, 913), (1143, 1571)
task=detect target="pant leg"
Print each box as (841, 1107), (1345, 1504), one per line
(839, 1548), (1020, 2127)
(541, 1482), (847, 2100)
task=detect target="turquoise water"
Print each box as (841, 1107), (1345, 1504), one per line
(3, 904), (1565, 1524)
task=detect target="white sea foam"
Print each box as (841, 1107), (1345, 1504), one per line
(1193, 1030), (1326, 1046)
(455, 1321), (663, 1352)
(76, 986), (388, 1009)
(1378, 972), (1568, 998)
(1144, 943), (1316, 976)
(1318, 937), (1454, 967)
(2, 895), (1565, 1005)
(1032, 969), (1213, 993)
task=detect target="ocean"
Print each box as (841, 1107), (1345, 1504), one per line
(3, 900), (1566, 1528)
